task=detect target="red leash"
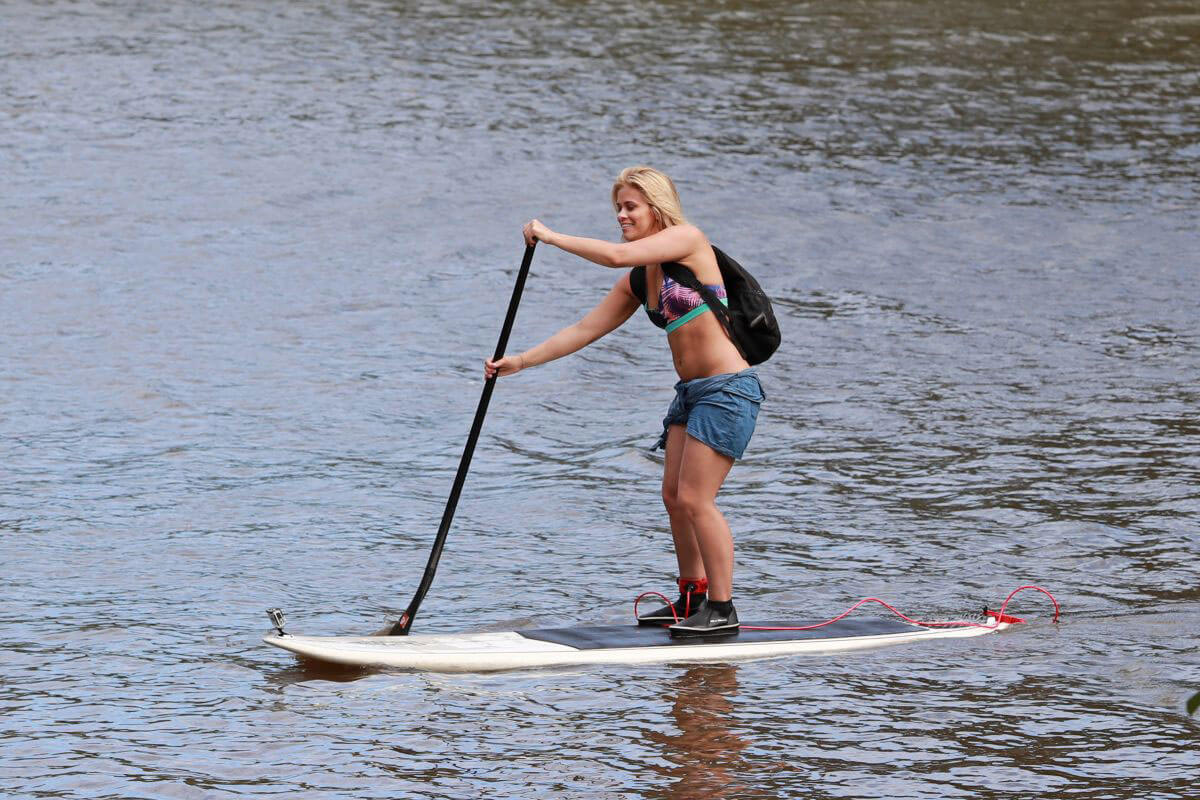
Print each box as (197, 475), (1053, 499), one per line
(636, 584), (1060, 629)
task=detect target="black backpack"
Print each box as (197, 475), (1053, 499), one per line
(632, 245), (781, 365)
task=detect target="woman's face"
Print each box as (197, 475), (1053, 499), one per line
(615, 186), (660, 241)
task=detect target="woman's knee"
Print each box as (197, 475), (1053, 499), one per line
(673, 484), (716, 522)
(661, 482), (683, 515)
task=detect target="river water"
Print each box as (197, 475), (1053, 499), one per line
(2, 0), (1198, 797)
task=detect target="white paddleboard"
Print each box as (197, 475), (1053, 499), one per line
(262, 615), (1009, 672)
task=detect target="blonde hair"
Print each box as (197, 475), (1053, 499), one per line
(611, 166), (687, 229)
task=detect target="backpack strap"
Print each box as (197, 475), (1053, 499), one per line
(628, 265), (647, 305)
(659, 261), (744, 359)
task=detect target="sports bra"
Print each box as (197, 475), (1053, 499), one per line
(630, 265), (728, 334)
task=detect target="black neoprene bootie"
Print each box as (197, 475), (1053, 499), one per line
(637, 577), (708, 626)
(668, 599), (739, 638)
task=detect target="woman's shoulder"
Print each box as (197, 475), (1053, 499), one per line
(667, 226), (717, 276)
(650, 224), (707, 264)
(673, 223), (709, 248)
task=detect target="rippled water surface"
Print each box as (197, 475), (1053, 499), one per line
(2, 1), (1198, 798)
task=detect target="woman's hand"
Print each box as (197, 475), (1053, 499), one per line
(484, 353), (526, 379)
(523, 219), (552, 246)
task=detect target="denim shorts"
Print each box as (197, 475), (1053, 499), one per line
(653, 369), (765, 460)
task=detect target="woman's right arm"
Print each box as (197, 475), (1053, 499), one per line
(525, 218), (704, 270)
(484, 274), (640, 378)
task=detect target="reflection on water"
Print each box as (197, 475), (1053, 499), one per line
(646, 665), (749, 800)
(265, 656), (378, 687)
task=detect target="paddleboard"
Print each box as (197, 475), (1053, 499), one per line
(262, 615), (1009, 672)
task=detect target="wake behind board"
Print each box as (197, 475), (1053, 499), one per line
(263, 615), (1008, 672)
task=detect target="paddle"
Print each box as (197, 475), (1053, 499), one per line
(388, 242), (537, 636)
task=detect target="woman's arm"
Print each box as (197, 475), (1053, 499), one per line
(484, 274), (640, 378)
(525, 219), (706, 269)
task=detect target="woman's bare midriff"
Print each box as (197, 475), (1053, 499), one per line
(667, 311), (750, 380)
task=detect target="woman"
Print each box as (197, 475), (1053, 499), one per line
(484, 166), (765, 638)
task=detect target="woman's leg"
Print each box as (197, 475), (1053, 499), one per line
(661, 424), (705, 580)
(673, 434), (736, 602)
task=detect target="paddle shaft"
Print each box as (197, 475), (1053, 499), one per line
(389, 242), (537, 635)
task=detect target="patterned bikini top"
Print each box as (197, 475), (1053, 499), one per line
(630, 264), (729, 334)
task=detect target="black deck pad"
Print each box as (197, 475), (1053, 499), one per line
(518, 617), (929, 650)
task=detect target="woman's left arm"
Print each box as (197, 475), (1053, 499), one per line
(525, 220), (705, 268)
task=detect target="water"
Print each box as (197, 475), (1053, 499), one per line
(2, 0), (1198, 797)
